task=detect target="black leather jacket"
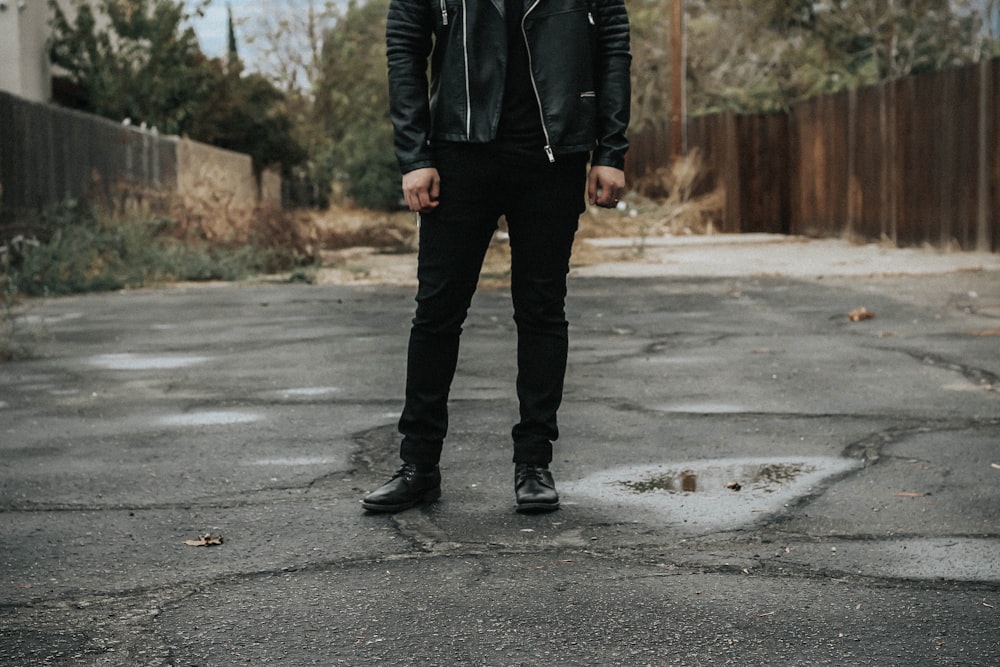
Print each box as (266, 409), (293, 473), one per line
(386, 0), (631, 173)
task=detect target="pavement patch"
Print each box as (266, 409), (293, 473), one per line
(791, 537), (1000, 583)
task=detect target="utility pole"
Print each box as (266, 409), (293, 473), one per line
(670, 0), (686, 158)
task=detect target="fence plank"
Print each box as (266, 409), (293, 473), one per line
(989, 59), (1000, 252)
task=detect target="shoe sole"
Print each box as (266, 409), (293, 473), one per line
(361, 487), (441, 513)
(515, 501), (560, 514)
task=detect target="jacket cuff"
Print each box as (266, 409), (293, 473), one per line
(591, 148), (626, 171)
(399, 158), (436, 174)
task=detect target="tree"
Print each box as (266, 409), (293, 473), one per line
(242, 0), (344, 206)
(313, 0), (400, 209)
(48, 0), (305, 175)
(630, 0), (993, 121)
(186, 62), (308, 175)
(243, 0), (341, 96)
(49, 0), (214, 133)
(810, 0), (986, 82)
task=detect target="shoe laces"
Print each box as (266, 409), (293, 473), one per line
(392, 463), (417, 480)
(517, 463), (548, 482)
(393, 462), (436, 480)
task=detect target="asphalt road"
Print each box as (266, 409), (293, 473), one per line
(1, 237), (999, 666)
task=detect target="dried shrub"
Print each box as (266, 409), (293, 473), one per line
(311, 207), (417, 253)
(630, 148), (725, 236)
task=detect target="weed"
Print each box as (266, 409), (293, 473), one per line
(2, 201), (308, 298)
(0, 239), (45, 361)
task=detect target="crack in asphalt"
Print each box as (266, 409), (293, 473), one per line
(4, 409), (996, 663)
(894, 347), (1000, 389)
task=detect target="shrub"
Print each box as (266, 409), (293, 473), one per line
(3, 201), (306, 297)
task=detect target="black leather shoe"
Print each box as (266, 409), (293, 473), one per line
(514, 463), (560, 513)
(361, 463), (441, 513)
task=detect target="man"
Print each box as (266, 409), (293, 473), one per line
(362, 0), (631, 513)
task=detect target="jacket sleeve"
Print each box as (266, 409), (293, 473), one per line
(591, 0), (631, 170)
(386, 0), (436, 173)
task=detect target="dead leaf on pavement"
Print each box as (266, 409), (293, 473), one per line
(966, 329), (1000, 337)
(184, 533), (224, 547)
(725, 481), (742, 491)
(893, 492), (926, 498)
(847, 307), (875, 322)
(991, 463), (1000, 470)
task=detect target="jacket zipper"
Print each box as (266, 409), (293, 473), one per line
(521, 0), (555, 162)
(440, 0), (448, 24)
(462, 0), (471, 137)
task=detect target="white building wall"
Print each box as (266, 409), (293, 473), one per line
(0, 0), (51, 102)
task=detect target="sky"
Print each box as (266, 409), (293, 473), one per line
(187, 0), (262, 60)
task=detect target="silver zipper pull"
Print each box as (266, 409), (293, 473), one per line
(544, 145), (555, 163)
(441, 0), (448, 24)
(588, 11), (595, 25)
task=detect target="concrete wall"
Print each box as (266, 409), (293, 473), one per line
(260, 167), (282, 209)
(0, 0), (51, 102)
(176, 138), (258, 206)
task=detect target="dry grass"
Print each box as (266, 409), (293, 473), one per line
(296, 152), (725, 286)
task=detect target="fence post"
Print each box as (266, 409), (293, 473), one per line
(976, 58), (992, 252)
(846, 86), (857, 240)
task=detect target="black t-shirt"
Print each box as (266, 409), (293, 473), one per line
(494, 0), (546, 152)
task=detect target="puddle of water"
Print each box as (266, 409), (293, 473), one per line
(277, 387), (341, 398)
(158, 411), (261, 427)
(653, 402), (749, 414)
(640, 357), (711, 366)
(618, 462), (814, 495)
(91, 354), (209, 370)
(20, 312), (85, 325)
(565, 456), (861, 533)
(249, 457), (332, 466)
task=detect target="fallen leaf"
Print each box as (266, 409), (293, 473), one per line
(847, 307), (875, 322)
(725, 481), (742, 491)
(893, 492), (925, 498)
(184, 533), (224, 547)
(966, 329), (1000, 337)
(991, 463), (1000, 470)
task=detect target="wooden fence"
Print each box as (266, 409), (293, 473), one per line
(0, 91), (280, 239)
(0, 91), (178, 235)
(626, 58), (999, 252)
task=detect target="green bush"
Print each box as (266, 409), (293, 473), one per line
(335, 121), (402, 211)
(2, 202), (297, 297)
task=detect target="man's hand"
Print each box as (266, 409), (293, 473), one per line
(587, 165), (626, 208)
(402, 167), (441, 213)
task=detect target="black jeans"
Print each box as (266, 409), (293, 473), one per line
(398, 144), (587, 467)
